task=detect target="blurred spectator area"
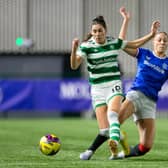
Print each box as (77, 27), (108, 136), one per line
(0, 52), (81, 78)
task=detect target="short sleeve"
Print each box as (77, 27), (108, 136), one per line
(76, 45), (87, 58)
(121, 40), (127, 49)
(136, 48), (148, 58)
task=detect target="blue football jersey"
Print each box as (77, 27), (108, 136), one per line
(130, 48), (168, 101)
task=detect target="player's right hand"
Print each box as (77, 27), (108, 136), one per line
(72, 38), (79, 50)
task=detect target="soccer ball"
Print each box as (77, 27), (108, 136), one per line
(39, 134), (61, 156)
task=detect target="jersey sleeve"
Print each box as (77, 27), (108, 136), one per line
(117, 38), (127, 49)
(121, 40), (127, 49)
(136, 48), (149, 59)
(76, 44), (87, 58)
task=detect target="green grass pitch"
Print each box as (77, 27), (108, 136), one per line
(0, 117), (168, 168)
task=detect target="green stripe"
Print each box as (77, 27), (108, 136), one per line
(80, 40), (123, 54)
(88, 66), (119, 74)
(79, 38), (123, 54)
(110, 123), (120, 128)
(110, 136), (120, 141)
(87, 55), (117, 65)
(107, 93), (124, 103)
(110, 129), (120, 133)
(94, 103), (106, 110)
(115, 38), (123, 49)
(80, 46), (105, 54)
(89, 75), (120, 84)
(86, 47), (104, 53)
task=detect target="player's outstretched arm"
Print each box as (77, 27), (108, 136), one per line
(118, 7), (130, 40)
(70, 38), (83, 70)
(126, 21), (160, 49)
(123, 21), (160, 56)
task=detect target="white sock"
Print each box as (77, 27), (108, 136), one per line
(107, 111), (120, 143)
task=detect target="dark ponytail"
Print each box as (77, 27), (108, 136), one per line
(83, 32), (92, 42)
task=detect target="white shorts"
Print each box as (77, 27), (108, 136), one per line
(91, 80), (124, 110)
(126, 90), (156, 122)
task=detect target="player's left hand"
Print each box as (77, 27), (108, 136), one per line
(151, 21), (160, 36)
(120, 7), (130, 21)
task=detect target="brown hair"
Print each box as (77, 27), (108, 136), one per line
(156, 31), (168, 38)
(83, 15), (107, 42)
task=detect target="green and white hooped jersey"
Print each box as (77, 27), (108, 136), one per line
(77, 36), (127, 85)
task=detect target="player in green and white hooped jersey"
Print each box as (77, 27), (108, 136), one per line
(70, 7), (130, 160)
(70, 6), (157, 160)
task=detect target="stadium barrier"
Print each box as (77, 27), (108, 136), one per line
(0, 78), (168, 117)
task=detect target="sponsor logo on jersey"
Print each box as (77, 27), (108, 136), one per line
(144, 60), (165, 74)
(110, 45), (114, 49)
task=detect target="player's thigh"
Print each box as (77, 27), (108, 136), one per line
(95, 105), (109, 129)
(137, 119), (155, 148)
(108, 95), (124, 113)
(119, 99), (135, 124)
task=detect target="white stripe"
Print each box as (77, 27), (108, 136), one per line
(89, 71), (120, 78)
(88, 61), (118, 69)
(81, 42), (95, 48)
(76, 50), (86, 58)
(110, 126), (120, 131)
(110, 133), (120, 137)
(88, 50), (119, 59)
(121, 40), (127, 49)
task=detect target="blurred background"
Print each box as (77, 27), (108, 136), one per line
(0, 0), (168, 118)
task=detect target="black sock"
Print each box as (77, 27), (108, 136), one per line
(88, 134), (108, 152)
(126, 144), (149, 157)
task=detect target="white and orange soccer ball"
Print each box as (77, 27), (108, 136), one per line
(39, 134), (61, 156)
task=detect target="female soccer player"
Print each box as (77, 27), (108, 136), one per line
(117, 31), (168, 159)
(70, 7), (159, 160)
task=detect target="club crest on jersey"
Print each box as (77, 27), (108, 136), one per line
(110, 45), (114, 49)
(94, 49), (98, 52)
(146, 55), (151, 60)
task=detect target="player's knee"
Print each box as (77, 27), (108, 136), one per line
(118, 112), (128, 124)
(118, 114), (124, 124)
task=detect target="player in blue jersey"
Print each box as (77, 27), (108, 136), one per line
(117, 31), (168, 159)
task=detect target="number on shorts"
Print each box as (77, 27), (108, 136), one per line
(112, 85), (121, 93)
